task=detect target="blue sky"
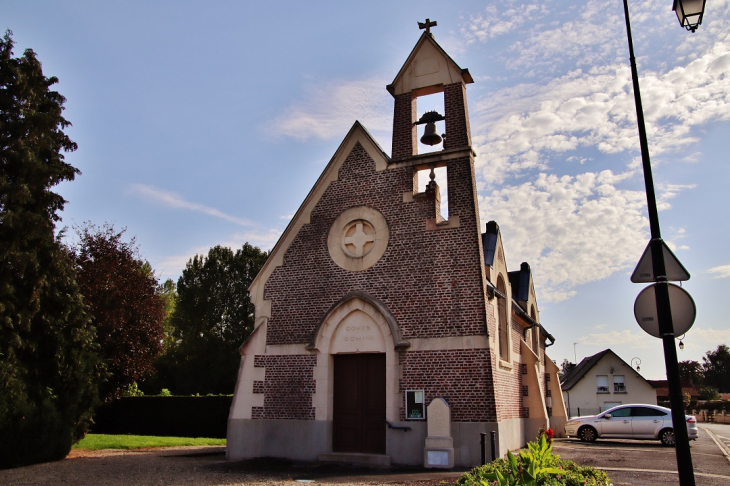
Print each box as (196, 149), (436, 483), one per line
(5, 0), (730, 380)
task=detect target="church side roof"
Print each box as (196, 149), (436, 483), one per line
(386, 32), (473, 97)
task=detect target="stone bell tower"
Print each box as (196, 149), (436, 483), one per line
(385, 19), (477, 233)
(388, 19), (473, 160)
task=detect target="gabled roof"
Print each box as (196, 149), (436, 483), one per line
(560, 349), (612, 390)
(561, 349), (652, 391)
(247, 122), (390, 322)
(386, 31), (473, 97)
(647, 380), (701, 399)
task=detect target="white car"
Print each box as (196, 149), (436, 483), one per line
(564, 404), (698, 446)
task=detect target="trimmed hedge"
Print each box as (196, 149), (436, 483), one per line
(92, 396), (232, 438)
(696, 400), (730, 412)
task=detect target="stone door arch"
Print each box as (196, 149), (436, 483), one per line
(308, 292), (407, 455)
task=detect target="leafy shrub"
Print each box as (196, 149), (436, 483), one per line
(122, 382), (145, 397)
(457, 435), (612, 486)
(696, 399), (730, 412)
(698, 386), (720, 401)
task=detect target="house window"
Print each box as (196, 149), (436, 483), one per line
(613, 375), (626, 393)
(497, 276), (509, 361)
(597, 375), (609, 393)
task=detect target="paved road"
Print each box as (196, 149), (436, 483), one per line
(552, 426), (730, 486)
(699, 422), (730, 458)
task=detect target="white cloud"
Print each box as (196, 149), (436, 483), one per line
(471, 37), (730, 185)
(707, 265), (730, 279)
(578, 329), (654, 348)
(467, 7), (730, 301)
(689, 327), (730, 345)
(459, 1), (549, 45)
(506, 0), (622, 74)
(480, 170), (648, 301)
(131, 184), (253, 227)
(269, 78), (392, 141)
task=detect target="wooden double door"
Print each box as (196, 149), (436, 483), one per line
(332, 353), (386, 454)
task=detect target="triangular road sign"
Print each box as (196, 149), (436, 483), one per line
(631, 239), (690, 283)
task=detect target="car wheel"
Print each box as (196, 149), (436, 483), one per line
(578, 426), (597, 443)
(660, 428), (675, 447)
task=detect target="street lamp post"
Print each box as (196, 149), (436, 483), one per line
(630, 357), (641, 372)
(621, 1), (705, 485)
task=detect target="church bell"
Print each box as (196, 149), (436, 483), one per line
(415, 110), (445, 147)
(420, 122), (442, 146)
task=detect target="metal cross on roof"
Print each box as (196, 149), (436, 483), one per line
(418, 18), (437, 35)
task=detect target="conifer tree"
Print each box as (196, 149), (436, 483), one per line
(0, 31), (101, 467)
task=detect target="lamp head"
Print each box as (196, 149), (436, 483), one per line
(673, 0), (706, 32)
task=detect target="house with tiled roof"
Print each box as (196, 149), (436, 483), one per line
(561, 349), (656, 417)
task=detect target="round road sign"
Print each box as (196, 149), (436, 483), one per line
(634, 283), (696, 338)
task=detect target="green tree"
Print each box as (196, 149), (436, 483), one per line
(702, 344), (730, 393)
(559, 359), (575, 379)
(697, 385), (720, 401)
(0, 31), (101, 467)
(147, 244), (268, 395)
(72, 223), (165, 401)
(678, 360), (703, 385)
(159, 278), (178, 353)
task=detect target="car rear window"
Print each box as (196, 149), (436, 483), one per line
(631, 407), (668, 417)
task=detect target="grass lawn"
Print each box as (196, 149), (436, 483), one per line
(73, 434), (226, 450)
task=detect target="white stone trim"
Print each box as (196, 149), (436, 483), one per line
(309, 297), (400, 423)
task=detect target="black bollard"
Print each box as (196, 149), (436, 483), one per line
(480, 432), (487, 465)
(490, 431), (497, 462)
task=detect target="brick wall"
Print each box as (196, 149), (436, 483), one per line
(493, 318), (526, 420)
(264, 143), (488, 344)
(391, 92), (417, 160)
(251, 355), (316, 420)
(399, 349), (497, 422)
(443, 83), (471, 149)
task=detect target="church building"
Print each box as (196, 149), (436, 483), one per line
(227, 22), (567, 467)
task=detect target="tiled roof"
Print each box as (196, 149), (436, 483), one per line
(646, 379), (700, 399)
(560, 349), (611, 390)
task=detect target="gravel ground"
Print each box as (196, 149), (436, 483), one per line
(0, 447), (464, 486)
